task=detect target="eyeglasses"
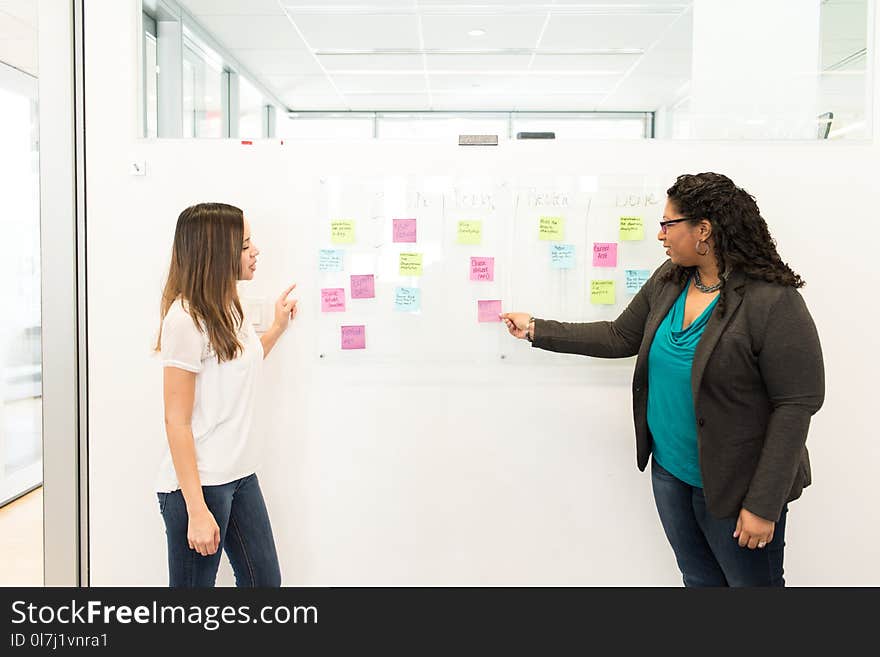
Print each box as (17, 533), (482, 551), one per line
(659, 217), (691, 234)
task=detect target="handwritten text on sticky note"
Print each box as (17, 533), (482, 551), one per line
(590, 280), (616, 305)
(318, 249), (344, 272)
(477, 299), (502, 323)
(393, 218), (417, 243)
(538, 216), (564, 241)
(625, 269), (651, 294)
(619, 216), (645, 241)
(394, 287), (421, 312)
(550, 244), (575, 269)
(341, 325), (365, 350)
(331, 220), (355, 244)
(350, 274), (375, 299)
(399, 253), (423, 276)
(457, 220), (482, 245)
(321, 288), (346, 312)
(592, 242), (618, 267)
(470, 257), (495, 282)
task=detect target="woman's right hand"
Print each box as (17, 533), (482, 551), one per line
(187, 506), (220, 556)
(501, 312), (531, 340)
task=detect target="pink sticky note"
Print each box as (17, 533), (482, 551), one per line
(321, 288), (346, 312)
(478, 300), (502, 323)
(470, 256), (495, 282)
(350, 274), (375, 299)
(341, 325), (366, 350)
(592, 242), (618, 267)
(393, 218), (417, 243)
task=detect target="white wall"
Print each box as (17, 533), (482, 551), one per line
(84, 0), (880, 586)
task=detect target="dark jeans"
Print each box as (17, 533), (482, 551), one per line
(651, 457), (786, 587)
(157, 473), (281, 587)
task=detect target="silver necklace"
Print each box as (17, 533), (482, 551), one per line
(693, 268), (723, 293)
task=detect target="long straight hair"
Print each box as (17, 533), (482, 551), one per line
(155, 202), (245, 362)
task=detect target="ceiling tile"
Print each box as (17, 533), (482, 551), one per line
(197, 15), (307, 49)
(541, 13), (679, 50)
(266, 74), (340, 96)
(318, 54), (424, 72)
(426, 53), (532, 71)
(180, 0), (285, 15)
(331, 74), (427, 94)
(421, 14), (546, 50)
(530, 54), (640, 73)
(234, 48), (323, 76)
(287, 14), (421, 50)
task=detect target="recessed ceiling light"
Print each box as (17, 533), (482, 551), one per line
(468, 29), (487, 37)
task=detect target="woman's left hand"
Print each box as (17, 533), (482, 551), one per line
(272, 283), (298, 332)
(733, 507), (775, 549)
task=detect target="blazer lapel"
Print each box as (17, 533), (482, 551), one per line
(690, 270), (746, 401)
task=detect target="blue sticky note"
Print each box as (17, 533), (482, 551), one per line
(394, 287), (421, 312)
(550, 244), (575, 269)
(319, 249), (344, 272)
(625, 269), (651, 294)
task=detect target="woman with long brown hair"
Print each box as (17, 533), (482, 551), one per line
(154, 202), (297, 587)
(502, 173), (824, 586)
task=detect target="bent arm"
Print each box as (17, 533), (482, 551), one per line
(742, 290), (825, 522)
(531, 269), (656, 358)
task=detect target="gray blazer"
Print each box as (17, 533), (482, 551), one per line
(532, 259), (824, 521)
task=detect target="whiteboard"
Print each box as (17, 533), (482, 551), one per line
(312, 172), (665, 365)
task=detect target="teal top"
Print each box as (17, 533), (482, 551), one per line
(647, 279), (719, 488)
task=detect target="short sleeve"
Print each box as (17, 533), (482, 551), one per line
(160, 304), (205, 373)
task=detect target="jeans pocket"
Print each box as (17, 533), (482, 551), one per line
(157, 492), (167, 514)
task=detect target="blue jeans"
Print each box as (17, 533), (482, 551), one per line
(157, 473), (281, 587)
(651, 457), (786, 587)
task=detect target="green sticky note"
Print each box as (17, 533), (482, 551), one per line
(457, 220), (482, 245)
(331, 220), (355, 244)
(591, 280), (616, 305)
(399, 252), (423, 276)
(619, 216), (645, 241)
(539, 216), (564, 241)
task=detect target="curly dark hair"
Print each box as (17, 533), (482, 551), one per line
(664, 172), (804, 315)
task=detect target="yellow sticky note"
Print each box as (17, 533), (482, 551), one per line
(591, 280), (616, 305)
(619, 216), (645, 241)
(399, 252), (423, 276)
(457, 220), (482, 245)
(331, 220), (355, 244)
(539, 216), (565, 241)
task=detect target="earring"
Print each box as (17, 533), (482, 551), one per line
(696, 240), (710, 256)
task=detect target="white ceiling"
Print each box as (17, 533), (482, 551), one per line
(180, 0), (695, 111)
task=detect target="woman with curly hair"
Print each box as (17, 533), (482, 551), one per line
(501, 172), (824, 587)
